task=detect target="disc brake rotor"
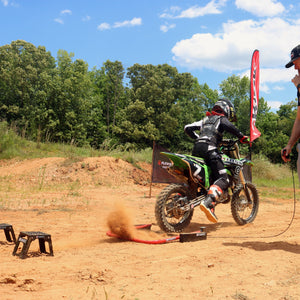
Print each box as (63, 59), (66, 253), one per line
(166, 194), (187, 219)
(238, 196), (252, 211)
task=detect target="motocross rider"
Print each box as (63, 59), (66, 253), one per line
(184, 99), (250, 223)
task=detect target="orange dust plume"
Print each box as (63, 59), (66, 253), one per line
(106, 201), (137, 240)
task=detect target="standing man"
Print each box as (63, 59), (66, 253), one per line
(281, 44), (300, 162)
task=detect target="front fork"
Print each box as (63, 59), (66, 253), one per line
(239, 169), (252, 202)
(231, 145), (252, 203)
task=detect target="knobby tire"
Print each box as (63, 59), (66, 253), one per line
(231, 182), (259, 225)
(155, 183), (194, 233)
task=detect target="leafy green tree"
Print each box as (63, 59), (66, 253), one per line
(88, 61), (127, 148)
(87, 67), (108, 147)
(124, 64), (198, 149)
(276, 100), (298, 164)
(198, 83), (219, 112)
(0, 40), (57, 140)
(102, 60), (125, 136)
(125, 64), (178, 148)
(122, 64), (220, 150)
(54, 50), (92, 145)
(219, 75), (251, 132)
(219, 75), (267, 138)
(219, 74), (250, 112)
(2, 40), (299, 163)
(114, 100), (158, 149)
(277, 100), (297, 136)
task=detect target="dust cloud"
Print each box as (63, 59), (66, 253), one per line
(106, 201), (137, 240)
(106, 201), (166, 241)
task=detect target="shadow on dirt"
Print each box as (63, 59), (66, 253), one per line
(0, 241), (14, 246)
(223, 241), (300, 254)
(187, 221), (236, 233)
(102, 237), (128, 244)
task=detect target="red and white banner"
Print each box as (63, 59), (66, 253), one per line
(250, 49), (261, 142)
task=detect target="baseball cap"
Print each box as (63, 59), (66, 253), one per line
(285, 44), (300, 68)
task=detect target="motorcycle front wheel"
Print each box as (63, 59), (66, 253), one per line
(231, 182), (259, 225)
(155, 183), (194, 233)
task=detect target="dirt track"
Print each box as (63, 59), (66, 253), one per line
(0, 157), (299, 300)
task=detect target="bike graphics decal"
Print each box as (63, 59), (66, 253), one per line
(222, 156), (243, 166)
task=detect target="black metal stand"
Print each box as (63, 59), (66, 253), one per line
(0, 223), (16, 243)
(12, 231), (53, 259)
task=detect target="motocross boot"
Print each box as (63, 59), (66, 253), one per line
(200, 195), (218, 223)
(200, 185), (222, 223)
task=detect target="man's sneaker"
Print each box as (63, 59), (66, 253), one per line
(200, 197), (218, 223)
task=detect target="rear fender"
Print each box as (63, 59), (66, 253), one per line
(160, 152), (190, 170)
(161, 152), (210, 189)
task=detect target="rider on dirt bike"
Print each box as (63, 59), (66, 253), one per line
(184, 99), (250, 223)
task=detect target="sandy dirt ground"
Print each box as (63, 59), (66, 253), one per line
(0, 156), (299, 300)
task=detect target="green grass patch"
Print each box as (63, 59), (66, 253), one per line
(251, 154), (299, 200)
(111, 147), (153, 166)
(1, 122), (299, 202)
(0, 122), (153, 163)
(252, 154), (295, 187)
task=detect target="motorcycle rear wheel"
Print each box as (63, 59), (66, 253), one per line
(231, 182), (259, 225)
(155, 183), (194, 233)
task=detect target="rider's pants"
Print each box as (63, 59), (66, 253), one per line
(192, 142), (229, 194)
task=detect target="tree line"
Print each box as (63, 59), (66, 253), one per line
(0, 40), (297, 164)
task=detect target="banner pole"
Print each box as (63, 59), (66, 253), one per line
(149, 140), (155, 198)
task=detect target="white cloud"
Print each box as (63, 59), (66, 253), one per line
(240, 67), (296, 84)
(266, 100), (282, 110)
(82, 15), (91, 22)
(54, 18), (64, 25)
(260, 83), (270, 93)
(172, 18), (300, 73)
(178, 0), (227, 18)
(170, 6), (181, 13)
(114, 17), (142, 28)
(1, 0), (8, 6)
(261, 68), (296, 84)
(239, 66), (295, 94)
(98, 17), (142, 31)
(97, 23), (111, 31)
(160, 6), (181, 18)
(61, 9), (72, 15)
(160, 23), (176, 33)
(235, 0), (285, 17)
(54, 9), (71, 24)
(273, 85), (284, 91)
(160, 0), (227, 19)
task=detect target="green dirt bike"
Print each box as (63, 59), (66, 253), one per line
(155, 139), (259, 233)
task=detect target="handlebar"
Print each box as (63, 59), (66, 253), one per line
(219, 139), (239, 147)
(219, 139), (240, 154)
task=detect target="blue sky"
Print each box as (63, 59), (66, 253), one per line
(1, 0), (300, 111)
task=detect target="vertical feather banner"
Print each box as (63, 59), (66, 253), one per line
(250, 49), (261, 142)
